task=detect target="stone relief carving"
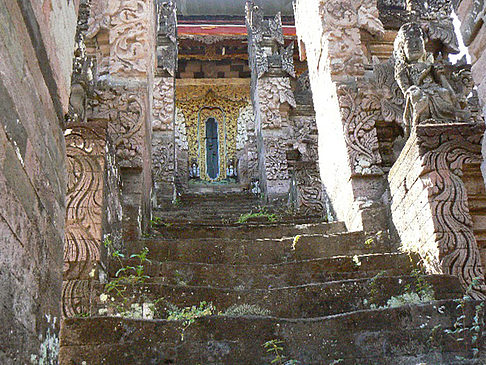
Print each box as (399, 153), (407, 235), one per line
(294, 164), (325, 215)
(63, 126), (106, 317)
(86, 0), (111, 39)
(258, 78), (296, 129)
(394, 23), (474, 135)
(89, 87), (145, 168)
(320, 0), (384, 36)
(265, 138), (289, 181)
(62, 280), (91, 318)
(110, 0), (154, 76)
(156, 0), (178, 76)
(417, 124), (486, 299)
(64, 127), (105, 278)
(153, 77), (175, 131)
(153, 138), (174, 185)
(67, 1), (95, 124)
(175, 108), (188, 151)
(373, 57), (405, 127)
(245, 2), (294, 78)
(236, 105), (254, 151)
(337, 83), (383, 175)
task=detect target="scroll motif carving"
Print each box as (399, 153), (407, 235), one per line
(294, 164), (325, 214)
(258, 78), (296, 129)
(265, 139), (289, 181)
(62, 280), (91, 318)
(337, 83), (383, 175)
(89, 87), (145, 168)
(64, 127), (105, 280)
(153, 139), (174, 185)
(320, 0), (384, 36)
(110, 0), (154, 76)
(417, 125), (486, 299)
(153, 77), (175, 131)
(236, 105), (254, 151)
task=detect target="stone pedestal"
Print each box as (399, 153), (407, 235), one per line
(389, 123), (486, 299)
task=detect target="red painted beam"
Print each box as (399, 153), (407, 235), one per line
(178, 25), (296, 37)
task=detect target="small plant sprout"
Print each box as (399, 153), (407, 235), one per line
(263, 339), (299, 365)
(444, 277), (485, 359)
(167, 301), (215, 341)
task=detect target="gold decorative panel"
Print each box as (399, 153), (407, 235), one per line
(176, 79), (250, 181)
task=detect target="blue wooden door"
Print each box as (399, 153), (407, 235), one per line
(205, 118), (219, 179)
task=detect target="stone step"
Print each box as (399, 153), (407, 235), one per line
(110, 252), (417, 289)
(60, 300), (478, 364)
(91, 275), (463, 319)
(151, 214), (325, 226)
(130, 231), (391, 264)
(151, 221), (346, 240)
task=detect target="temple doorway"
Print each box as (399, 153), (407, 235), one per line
(205, 117), (219, 179)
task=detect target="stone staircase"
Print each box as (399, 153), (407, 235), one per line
(60, 192), (484, 364)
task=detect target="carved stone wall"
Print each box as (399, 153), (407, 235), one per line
(389, 123), (486, 299)
(87, 83), (151, 239)
(294, 0), (388, 230)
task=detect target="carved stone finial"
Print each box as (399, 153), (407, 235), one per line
(156, 0), (178, 76)
(245, 1), (294, 78)
(393, 22), (473, 135)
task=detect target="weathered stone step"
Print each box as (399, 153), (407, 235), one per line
(60, 300), (478, 365)
(151, 221), (346, 240)
(111, 252), (417, 289)
(130, 231), (391, 264)
(91, 275), (462, 319)
(152, 212), (324, 225)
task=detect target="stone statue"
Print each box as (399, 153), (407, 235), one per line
(394, 22), (472, 136)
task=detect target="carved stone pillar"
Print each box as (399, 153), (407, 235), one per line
(246, 2), (296, 202)
(294, 0), (387, 230)
(86, 0), (157, 236)
(152, 0), (177, 207)
(63, 123), (122, 317)
(389, 124), (486, 299)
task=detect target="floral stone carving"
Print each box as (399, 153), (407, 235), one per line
(337, 83), (383, 175)
(258, 78), (296, 129)
(89, 87), (146, 168)
(153, 77), (175, 131)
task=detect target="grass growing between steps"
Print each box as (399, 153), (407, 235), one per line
(237, 207), (278, 224)
(366, 269), (435, 309)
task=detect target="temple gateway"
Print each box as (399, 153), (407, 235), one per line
(2, 0), (486, 363)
